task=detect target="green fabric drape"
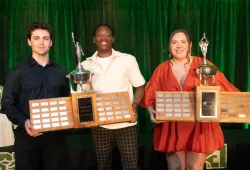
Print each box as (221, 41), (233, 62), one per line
(1, 0), (250, 132)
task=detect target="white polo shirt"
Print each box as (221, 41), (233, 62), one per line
(81, 49), (145, 129)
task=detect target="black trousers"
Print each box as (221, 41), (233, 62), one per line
(92, 126), (139, 170)
(14, 128), (70, 170)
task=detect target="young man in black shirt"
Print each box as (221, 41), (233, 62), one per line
(1, 22), (70, 170)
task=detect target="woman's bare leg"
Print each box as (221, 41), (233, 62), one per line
(166, 151), (185, 170)
(185, 151), (206, 170)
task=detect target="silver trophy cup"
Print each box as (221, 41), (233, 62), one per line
(69, 33), (91, 92)
(196, 33), (217, 86)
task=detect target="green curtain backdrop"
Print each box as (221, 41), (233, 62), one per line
(1, 0), (250, 132)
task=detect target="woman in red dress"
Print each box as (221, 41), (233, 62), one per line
(141, 30), (239, 170)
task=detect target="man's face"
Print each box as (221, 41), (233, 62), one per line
(28, 29), (52, 56)
(94, 26), (114, 52)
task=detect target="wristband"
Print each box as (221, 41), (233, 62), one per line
(132, 102), (139, 107)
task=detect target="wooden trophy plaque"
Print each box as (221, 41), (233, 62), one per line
(220, 92), (250, 123)
(96, 92), (134, 125)
(29, 92), (134, 132)
(155, 87), (220, 122)
(155, 89), (250, 123)
(195, 86), (220, 122)
(155, 92), (195, 121)
(71, 92), (98, 128)
(29, 97), (74, 132)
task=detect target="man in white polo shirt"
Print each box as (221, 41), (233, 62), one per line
(81, 24), (145, 170)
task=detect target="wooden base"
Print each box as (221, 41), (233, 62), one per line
(29, 97), (74, 132)
(155, 92), (195, 121)
(155, 86), (221, 122)
(195, 86), (220, 122)
(29, 92), (134, 132)
(155, 87), (250, 123)
(96, 92), (134, 124)
(71, 92), (98, 128)
(220, 92), (250, 123)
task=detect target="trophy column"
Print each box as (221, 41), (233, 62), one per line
(69, 33), (99, 128)
(195, 33), (220, 122)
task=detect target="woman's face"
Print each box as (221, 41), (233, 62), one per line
(169, 32), (191, 60)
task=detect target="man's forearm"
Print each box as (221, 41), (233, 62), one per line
(133, 85), (145, 105)
(2, 106), (27, 126)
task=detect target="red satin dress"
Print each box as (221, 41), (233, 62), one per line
(141, 57), (239, 154)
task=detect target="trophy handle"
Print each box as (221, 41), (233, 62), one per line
(69, 79), (75, 93)
(203, 77), (208, 86)
(211, 75), (216, 86)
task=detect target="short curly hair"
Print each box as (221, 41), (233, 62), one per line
(93, 24), (114, 37)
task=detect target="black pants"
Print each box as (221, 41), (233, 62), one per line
(14, 128), (70, 170)
(15, 145), (69, 170)
(92, 126), (139, 170)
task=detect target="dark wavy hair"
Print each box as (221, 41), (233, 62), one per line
(27, 22), (52, 40)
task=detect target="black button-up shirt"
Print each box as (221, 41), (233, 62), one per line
(1, 57), (70, 126)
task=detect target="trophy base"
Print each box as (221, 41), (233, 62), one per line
(195, 86), (220, 122)
(29, 97), (75, 133)
(155, 91), (195, 121)
(29, 92), (135, 132)
(155, 89), (250, 123)
(71, 92), (99, 128)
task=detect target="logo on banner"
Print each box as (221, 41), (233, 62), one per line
(0, 152), (15, 170)
(205, 144), (227, 169)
